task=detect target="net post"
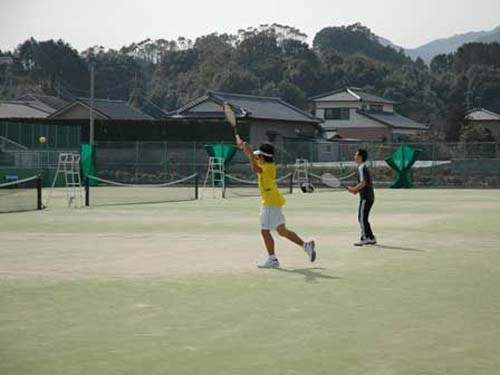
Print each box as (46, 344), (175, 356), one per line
(36, 175), (42, 210)
(84, 176), (90, 207)
(289, 172), (293, 194)
(194, 174), (199, 200)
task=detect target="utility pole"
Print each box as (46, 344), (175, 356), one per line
(89, 61), (95, 146)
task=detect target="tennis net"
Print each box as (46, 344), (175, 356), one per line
(223, 173), (293, 199)
(0, 175), (43, 213)
(306, 172), (357, 192)
(85, 173), (199, 207)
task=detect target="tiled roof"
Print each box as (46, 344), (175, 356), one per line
(50, 98), (154, 120)
(310, 87), (397, 104)
(358, 110), (428, 130)
(0, 101), (51, 118)
(173, 91), (321, 125)
(16, 94), (68, 111)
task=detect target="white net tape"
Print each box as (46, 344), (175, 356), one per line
(87, 173), (197, 188)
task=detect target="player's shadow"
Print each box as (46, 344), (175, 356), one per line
(373, 244), (425, 252)
(276, 267), (341, 283)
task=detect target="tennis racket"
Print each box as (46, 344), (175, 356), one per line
(223, 102), (243, 146)
(320, 173), (350, 190)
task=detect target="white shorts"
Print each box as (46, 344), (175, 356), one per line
(260, 207), (286, 230)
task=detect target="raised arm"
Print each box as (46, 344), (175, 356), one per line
(241, 142), (262, 174)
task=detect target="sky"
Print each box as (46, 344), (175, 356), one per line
(1, 0), (499, 52)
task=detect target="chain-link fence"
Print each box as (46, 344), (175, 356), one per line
(1, 140), (499, 188)
(0, 149), (79, 186)
(92, 141), (500, 188)
(0, 121), (81, 149)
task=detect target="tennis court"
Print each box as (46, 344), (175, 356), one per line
(1, 188), (499, 374)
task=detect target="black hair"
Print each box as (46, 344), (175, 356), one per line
(357, 149), (368, 162)
(259, 142), (275, 163)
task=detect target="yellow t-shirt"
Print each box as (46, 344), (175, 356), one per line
(257, 160), (286, 207)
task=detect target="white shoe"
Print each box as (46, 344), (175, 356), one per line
(354, 239), (371, 246)
(366, 237), (377, 245)
(304, 240), (316, 262)
(257, 257), (280, 269)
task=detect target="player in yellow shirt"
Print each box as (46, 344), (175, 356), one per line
(241, 142), (316, 269)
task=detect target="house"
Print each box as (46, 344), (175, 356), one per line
(465, 108), (500, 138)
(49, 98), (154, 120)
(170, 91), (321, 144)
(310, 87), (428, 142)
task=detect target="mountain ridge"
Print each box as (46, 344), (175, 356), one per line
(406, 26), (500, 62)
(377, 26), (500, 62)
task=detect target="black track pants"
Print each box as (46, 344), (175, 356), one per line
(358, 197), (375, 240)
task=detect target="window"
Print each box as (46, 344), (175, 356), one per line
(324, 108), (350, 120)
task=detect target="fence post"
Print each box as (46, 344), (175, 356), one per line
(84, 176), (90, 207)
(193, 141), (197, 175)
(135, 141), (140, 180)
(431, 142), (435, 186)
(31, 124), (35, 148)
(36, 175), (43, 210)
(163, 142), (168, 178)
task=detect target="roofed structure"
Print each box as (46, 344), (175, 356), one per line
(49, 98), (154, 120)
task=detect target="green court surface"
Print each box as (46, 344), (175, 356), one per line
(1, 189), (499, 375)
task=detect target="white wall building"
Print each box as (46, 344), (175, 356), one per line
(310, 87), (428, 142)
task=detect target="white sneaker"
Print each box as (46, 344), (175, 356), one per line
(354, 239), (371, 246)
(304, 240), (317, 262)
(366, 237), (377, 245)
(257, 257), (280, 269)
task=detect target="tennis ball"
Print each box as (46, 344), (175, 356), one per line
(39, 136), (47, 144)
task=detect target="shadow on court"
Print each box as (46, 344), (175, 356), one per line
(276, 267), (341, 283)
(373, 244), (426, 252)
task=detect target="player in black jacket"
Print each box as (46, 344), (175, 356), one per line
(348, 149), (376, 246)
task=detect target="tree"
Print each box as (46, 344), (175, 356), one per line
(212, 69), (259, 94)
(236, 32), (282, 83)
(281, 39), (321, 94)
(277, 81), (307, 109)
(454, 42), (500, 73)
(313, 24), (410, 65)
(16, 38), (88, 94)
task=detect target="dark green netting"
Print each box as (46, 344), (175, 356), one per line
(81, 144), (97, 186)
(385, 145), (420, 188)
